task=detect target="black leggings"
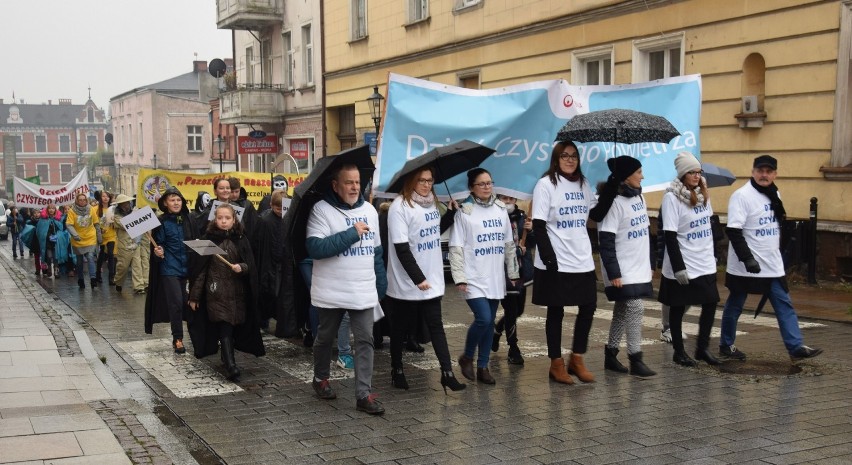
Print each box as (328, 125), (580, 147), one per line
(669, 302), (716, 354)
(545, 303), (596, 359)
(388, 296), (452, 372)
(496, 286), (526, 347)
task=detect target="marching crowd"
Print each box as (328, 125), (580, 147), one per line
(7, 140), (824, 417)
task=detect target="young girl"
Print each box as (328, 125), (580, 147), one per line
(188, 204), (264, 381)
(95, 191), (117, 285)
(35, 204), (68, 279)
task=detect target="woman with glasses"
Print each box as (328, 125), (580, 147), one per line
(450, 168), (519, 385)
(532, 141), (597, 385)
(385, 167), (466, 393)
(658, 152), (721, 367)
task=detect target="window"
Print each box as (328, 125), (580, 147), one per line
(16, 164), (25, 177)
(572, 46), (613, 85)
(283, 31), (294, 89)
(138, 122), (143, 154)
(35, 134), (46, 152)
(87, 107), (94, 122)
(120, 125), (125, 154)
(302, 24), (313, 86)
(245, 46), (254, 84)
(289, 138), (315, 172)
(60, 135), (71, 153)
(351, 0), (367, 40)
(187, 126), (203, 152)
(37, 164), (49, 184)
(338, 105), (356, 149)
(459, 73), (480, 89)
(828, 0), (852, 171)
(632, 33), (684, 83)
(128, 124), (133, 154)
(87, 134), (97, 153)
(455, 0), (481, 10)
(261, 39), (272, 85)
(12, 135), (23, 152)
(408, 0), (428, 22)
(60, 163), (73, 183)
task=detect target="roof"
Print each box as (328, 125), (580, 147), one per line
(0, 101), (104, 128)
(111, 71), (200, 101)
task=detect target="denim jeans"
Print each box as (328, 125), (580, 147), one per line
(11, 232), (24, 257)
(75, 251), (97, 279)
(721, 278), (803, 353)
(463, 298), (499, 368)
(299, 260), (351, 356)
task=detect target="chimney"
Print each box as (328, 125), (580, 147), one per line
(48, 100), (52, 105)
(193, 60), (208, 73)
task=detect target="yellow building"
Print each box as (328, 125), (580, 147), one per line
(324, 0), (852, 277)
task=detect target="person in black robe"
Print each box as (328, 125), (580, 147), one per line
(253, 190), (298, 337)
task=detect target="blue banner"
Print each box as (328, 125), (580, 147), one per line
(374, 73), (702, 199)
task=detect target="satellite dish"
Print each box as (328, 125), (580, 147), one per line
(208, 59), (227, 78)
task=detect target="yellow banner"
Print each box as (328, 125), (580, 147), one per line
(136, 169), (307, 210)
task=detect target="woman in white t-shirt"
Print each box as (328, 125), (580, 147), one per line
(531, 141), (598, 385)
(658, 152), (721, 367)
(450, 168), (519, 385)
(590, 156), (656, 377)
(385, 167), (466, 394)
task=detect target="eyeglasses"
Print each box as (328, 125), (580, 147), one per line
(417, 178), (434, 185)
(685, 170), (704, 176)
(559, 152), (580, 160)
(473, 181), (493, 188)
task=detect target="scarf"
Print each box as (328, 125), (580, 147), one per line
(410, 191), (435, 208)
(472, 193), (496, 208)
(619, 184), (643, 198)
(666, 177), (705, 206)
(559, 170), (581, 183)
(71, 203), (90, 218)
(750, 178), (786, 221)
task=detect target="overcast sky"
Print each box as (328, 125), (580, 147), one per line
(0, 0), (232, 110)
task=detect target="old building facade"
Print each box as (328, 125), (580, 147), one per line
(322, 0), (852, 277)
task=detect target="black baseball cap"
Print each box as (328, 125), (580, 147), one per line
(753, 154), (777, 170)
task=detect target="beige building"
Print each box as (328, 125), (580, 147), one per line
(109, 61), (219, 195)
(216, 0), (325, 174)
(323, 0), (852, 277)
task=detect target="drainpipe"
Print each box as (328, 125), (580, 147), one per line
(320, 0), (327, 158)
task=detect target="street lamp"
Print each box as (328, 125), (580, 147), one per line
(366, 86), (384, 135)
(152, 153), (157, 170)
(215, 135), (226, 173)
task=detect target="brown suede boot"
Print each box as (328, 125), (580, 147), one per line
(548, 358), (574, 385)
(567, 353), (595, 383)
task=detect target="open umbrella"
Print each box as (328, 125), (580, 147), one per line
(385, 140), (495, 195)
(286, 144), (375, 262)
(556, 108), (680, 146)
(701, 162), (736, 188)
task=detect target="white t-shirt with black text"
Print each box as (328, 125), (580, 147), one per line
(598, 195), (652, 286)
(386, 197), (444, 301)
(449, 202), (512, 300)
(531, 176), (597, 273)
(306, 200), (380, 310)
(661, 192), (717, 279)
(726, 182), (785, 278)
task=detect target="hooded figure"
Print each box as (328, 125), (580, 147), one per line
(144, 187), (198, 349)
(111, 194), (150, 293)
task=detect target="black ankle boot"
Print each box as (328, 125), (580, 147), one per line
(604, 346), (629, 373)
(440, 371), (466, 394)
(78, 279), (85, 289)
(391, 368), (409, 390)
(91, 278), (99, 289)
(491, 330), (501, 352)
(695, 348), (721, 366)
(507, 345), (524, 365)
(220, 337), (240, 381)
(673, 350), (697, 367)
(628, 351), (657, 377)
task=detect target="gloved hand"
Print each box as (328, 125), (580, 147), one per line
(674, 270), (690, 286)
(544, 259), (558, 273)
(744, 258), (761, 274)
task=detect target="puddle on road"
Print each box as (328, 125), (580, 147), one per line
(673, 352), (842, 381)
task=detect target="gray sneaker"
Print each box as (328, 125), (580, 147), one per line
(719, 345), (747, 361)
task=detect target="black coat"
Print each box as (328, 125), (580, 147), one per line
(253, 209), (299, 337)
(187, 225), (265, 358)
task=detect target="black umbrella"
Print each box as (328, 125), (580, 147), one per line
(701, 162), (736, 188)
(385, 140), (495, 195)
(556, 108), (680, 146)
(286, 144), (375, 262)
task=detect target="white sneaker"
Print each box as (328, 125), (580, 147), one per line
(660, 328), (672, 343)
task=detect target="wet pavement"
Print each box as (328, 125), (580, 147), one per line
(2, 246), (851, 464)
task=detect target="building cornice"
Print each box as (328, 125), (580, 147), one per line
(325, 0), (683, 80)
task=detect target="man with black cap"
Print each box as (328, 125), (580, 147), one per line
(719, 155), (822, 361)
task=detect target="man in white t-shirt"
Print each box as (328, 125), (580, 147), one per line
(720, 155), (822, 362)
(306, 164), (388, 415)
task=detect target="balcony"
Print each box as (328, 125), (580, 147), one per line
(217, 0), (282, 30)
(219, 85), (285, 125)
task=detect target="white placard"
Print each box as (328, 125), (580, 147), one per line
(208, 200), (245, 221)
(119, 206), (161, 239)
(281, 198), (292, 217)
(183, 239), (227, 256)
